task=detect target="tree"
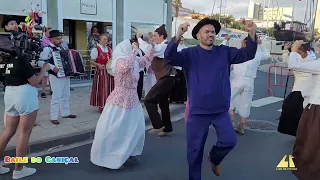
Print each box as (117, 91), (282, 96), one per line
(209, 14), (235, 28)
(173, 0), (182, 35)
(173, 0), (182, 17)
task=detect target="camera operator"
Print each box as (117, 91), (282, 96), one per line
(0, 16), (19, 86)
(38, 30), (76, 125)
(0, 19), (51, 178)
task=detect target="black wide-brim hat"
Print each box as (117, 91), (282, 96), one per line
(48, 30), (64, 38)
(1, 16), (17, 28)
(192, 18), (221, 39)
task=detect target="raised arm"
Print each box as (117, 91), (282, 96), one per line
(137, 48), (155, 68)
(164, 37), (189, 68)
(228, 20), (258, 64)
(138, 38), (152, 53)
(228, 35), (257, 64)
(289, 40), (320, 74)
(288, 52), (320, 74)
(259, 45), (270, 61)
(115, 50), (138, 73)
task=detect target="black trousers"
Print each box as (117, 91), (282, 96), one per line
(278, 91), (304, 136)
(144, 76), (175, 132)
(170, 69), (187, 103)
(137, 71), (144, 100)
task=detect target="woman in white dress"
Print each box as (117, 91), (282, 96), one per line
(90, 39), (155, 170)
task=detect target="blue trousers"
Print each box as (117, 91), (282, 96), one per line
(186, 112), (237, 180)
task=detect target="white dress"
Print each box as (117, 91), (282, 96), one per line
(144, 65), (157, 95)
(90, 41), (154, 169)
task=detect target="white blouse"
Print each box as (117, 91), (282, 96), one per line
(289, 52), (320, 106)
(90, 44), (109, 61)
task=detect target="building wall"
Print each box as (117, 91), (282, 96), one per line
(263, 7), (293, 21)
(123, 0), (166, 39)
(248, 2), (263, 20)
(314, 2), (320, 33)
(0, 0), (43, 16)
(62, 0), (113, 22)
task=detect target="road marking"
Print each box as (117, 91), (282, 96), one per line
(251, 97), (283, 107)
(277, 109), (282, 112)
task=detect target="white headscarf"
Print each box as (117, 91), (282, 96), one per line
(111, 39), (140, 77)
(111, 39), (132, 75)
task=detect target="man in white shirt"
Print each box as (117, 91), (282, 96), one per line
(229, 39), (270, 134)
(38, 30), (76, 124)
(137, 25), (176, 137)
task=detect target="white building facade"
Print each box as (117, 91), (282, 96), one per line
(0, 0), (172, 50)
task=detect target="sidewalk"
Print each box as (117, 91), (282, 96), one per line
(0, 86), (185, 155)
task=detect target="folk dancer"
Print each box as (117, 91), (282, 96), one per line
(277, 42), (315, 136)
(170, 36), (188, 104)
(139, 25), (177, 137)
(90, 39), (155, 169)
(229, 38), (270, 134)
(38, 30), (76, 125)
(184, 35), (232, 123)
(164, 19), (257, 179)
(89, 34), (114, 112)
(289, 40), (320, 180)
(143, 32), (157, 96)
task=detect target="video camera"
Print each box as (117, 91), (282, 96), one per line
(0, 31), (43, 62)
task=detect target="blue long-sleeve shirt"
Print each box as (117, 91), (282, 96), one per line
(164, 35), (257, 115)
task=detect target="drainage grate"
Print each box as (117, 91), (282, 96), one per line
(244, 120), (278, 133)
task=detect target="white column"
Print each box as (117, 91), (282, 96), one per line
(112, 0), (117, 50)
(46, 0), (63, 31)
(166, 0), (172, 39)
(57, 0), (63, 31)
(41, 0), (48, 26)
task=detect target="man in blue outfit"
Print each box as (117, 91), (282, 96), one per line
(164, 18), (257, 180)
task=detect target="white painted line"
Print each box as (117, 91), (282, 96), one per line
(251, 97), (283, 107)
(277, 109), (282, 112)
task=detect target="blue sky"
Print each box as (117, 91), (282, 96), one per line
(182, 0), (314, 22)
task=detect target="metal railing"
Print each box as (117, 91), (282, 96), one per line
(267, 65), (294, 96)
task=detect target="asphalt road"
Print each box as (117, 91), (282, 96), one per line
(1, 71), (298, 180)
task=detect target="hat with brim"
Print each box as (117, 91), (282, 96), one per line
(192, 18), (221, 39)
(48, 30), (64, 38)
(1, 16), (17, 29)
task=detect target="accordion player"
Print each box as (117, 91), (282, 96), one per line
(51, 49), (85, 78)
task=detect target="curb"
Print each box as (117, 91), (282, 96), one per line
(4, 106), (186, 156)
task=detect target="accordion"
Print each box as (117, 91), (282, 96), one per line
(52, 50), (85, 77)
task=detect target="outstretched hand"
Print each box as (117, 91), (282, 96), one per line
(241, 19), (256, 40)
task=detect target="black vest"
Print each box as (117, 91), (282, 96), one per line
(46, 46), (62, 77)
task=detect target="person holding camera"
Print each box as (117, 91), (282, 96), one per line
(38, 30), (76, 125)
(0, 35), (51, 179)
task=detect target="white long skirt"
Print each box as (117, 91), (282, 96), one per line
(144, 72), (157, 96)
(90, 103), (145, 169)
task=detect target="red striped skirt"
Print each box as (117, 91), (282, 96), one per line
(90, 68), (114, 108)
